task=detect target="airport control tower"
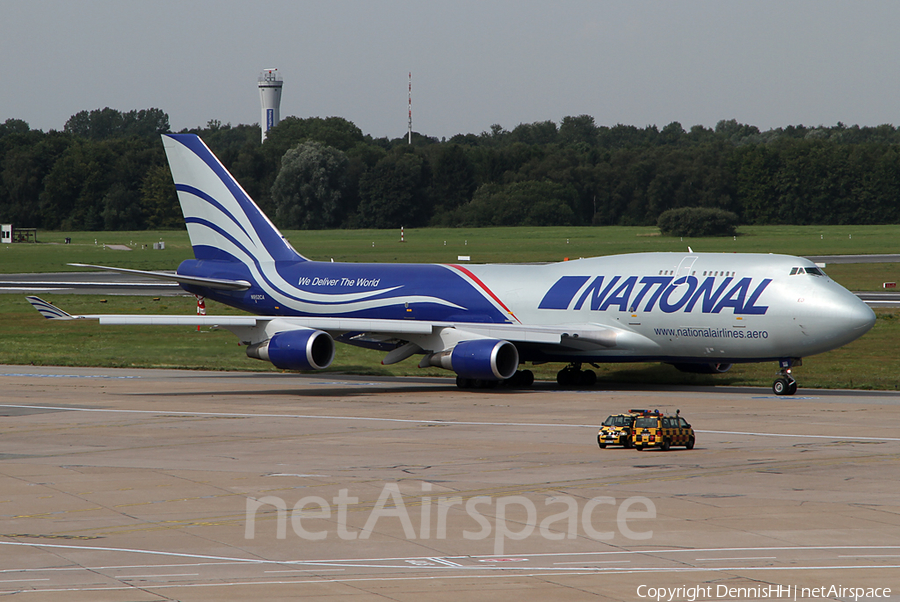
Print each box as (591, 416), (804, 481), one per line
(258, 69), (283, 143)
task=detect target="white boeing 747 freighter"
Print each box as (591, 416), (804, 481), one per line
(28, 134), (876, 395)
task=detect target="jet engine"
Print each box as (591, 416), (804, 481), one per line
(246, 328), (335, 371)
(669, 362), (733, 374)
(424, 339), (519, 381)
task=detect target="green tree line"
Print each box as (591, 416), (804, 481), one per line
(2, 108), (900, 232)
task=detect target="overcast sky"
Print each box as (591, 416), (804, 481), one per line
(3, 1), (900, 139)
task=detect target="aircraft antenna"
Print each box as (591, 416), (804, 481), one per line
(408, 72), (412, 145)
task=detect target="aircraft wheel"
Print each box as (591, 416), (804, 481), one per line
(507, 369), (534, 388)
(556, 368), (575, 387)
(786, 381), (798, 395)
(520, 369), (534, 387)
(580, 369), (597, 386)
(456, 376), (474, 389)
(773, 378), (789, 395)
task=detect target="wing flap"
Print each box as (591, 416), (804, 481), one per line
(28, 294), (621, 351)
(268, 317), (438, 335)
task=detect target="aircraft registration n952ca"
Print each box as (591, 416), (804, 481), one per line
(27, 134), (876, 395)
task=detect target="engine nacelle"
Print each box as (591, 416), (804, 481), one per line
(425, 339), (519, 381)
(670, 362), (733, 374)
(246, 328), (335, 371)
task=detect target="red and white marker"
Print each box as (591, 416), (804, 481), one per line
(196, 295), (206, 331)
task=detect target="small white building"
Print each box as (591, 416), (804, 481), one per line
(1, 224), (11, 244)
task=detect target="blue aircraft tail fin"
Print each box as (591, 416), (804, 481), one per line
(161, 134), (305, 263)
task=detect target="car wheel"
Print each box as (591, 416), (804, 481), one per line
(686, 436), (695, 450)
(598, 439), (606, 449)
(661, 438), (671, 451)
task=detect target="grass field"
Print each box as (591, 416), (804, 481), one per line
(2, 224), (899, 390)
(7, 223), (900, 276)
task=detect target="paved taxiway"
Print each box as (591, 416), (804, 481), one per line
(0, 272), (180, 297)
(1, 366), (899, 601)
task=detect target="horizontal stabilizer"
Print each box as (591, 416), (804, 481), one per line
(67, 263), (251, 291)
(26, 296), (260, 326)
(26, 296), (76, 320)
(96, 316), (260, 326)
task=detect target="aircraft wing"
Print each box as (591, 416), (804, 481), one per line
(27, 297), (436, 332)
(26, 296), (616, 347)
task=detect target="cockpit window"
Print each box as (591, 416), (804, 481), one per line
(790, 266), (825, 276)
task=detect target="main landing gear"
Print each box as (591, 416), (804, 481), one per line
(556, 363), (597, 387)
(455, 369), (535, 390)
(772, 359), (800, 395)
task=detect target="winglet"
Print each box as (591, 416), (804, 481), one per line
(26, 296), (79, 320)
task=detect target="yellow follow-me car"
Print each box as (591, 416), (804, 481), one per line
(630, 409), (695, 451)
(597, 410), (645, 448)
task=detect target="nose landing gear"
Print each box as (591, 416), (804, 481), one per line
(773, 359), (800, 395)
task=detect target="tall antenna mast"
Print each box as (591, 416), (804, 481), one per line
(408, 72), (412, 145)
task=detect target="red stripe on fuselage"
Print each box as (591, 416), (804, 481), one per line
(448, 264), (520, 323)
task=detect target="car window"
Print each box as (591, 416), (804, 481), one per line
(635, 417), (658, 428)
(602, 416), (615, 426)
(679, 418), (690, 427)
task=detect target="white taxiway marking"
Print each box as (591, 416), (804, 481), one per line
(428, 557), (465, 567)
(118, 573), (199, 578)
(1, 374), (138, 380)
(695, 556), (777, 561)
(264, 569), (346, 573)
(553, 560), (630, 565)
(698, 429), (900, 441)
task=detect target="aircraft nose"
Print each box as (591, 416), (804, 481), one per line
(795, 287), (876, 352)
(849, 301), (875, 334)
(821, 291), (876, 340)
(845, 296), (877, 334)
